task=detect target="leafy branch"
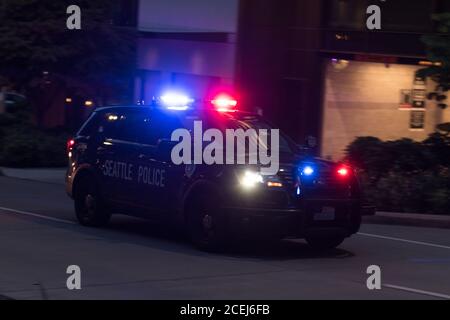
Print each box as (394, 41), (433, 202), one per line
(417, 13), (450, 110)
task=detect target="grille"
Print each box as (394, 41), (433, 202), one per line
(300, 162), (352, 198)
(278, 166), (295, 187)
(300, 162), (338, 186)
(277, 163), (352, 198)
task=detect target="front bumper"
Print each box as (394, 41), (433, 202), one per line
(223, 199), (363, 239)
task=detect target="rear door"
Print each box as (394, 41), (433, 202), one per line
(96, 111), (141, 205)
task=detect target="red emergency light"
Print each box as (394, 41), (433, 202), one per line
(337, 166), (350, 177)
(211, 94), (238, 112)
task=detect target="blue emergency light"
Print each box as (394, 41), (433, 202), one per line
(160, 92), (194, 111)
(301, 166), (315, 176)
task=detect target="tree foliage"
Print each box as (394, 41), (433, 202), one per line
(346, 135), (450, 214)
(0, 0), (135, 87)
(417, 13), (450, 110)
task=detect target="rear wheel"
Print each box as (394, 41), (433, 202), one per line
(187, 192), (228, 252)
(305, 235), (345, 251)
(74, 176), (111, 227)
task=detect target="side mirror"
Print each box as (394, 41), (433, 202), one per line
(305, 135), (317, 149)
(297, 136), (318, 157)
(297, 144), (310, 153)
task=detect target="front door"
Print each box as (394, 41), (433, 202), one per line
(131, 112), (185, 215)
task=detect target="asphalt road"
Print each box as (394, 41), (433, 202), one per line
(0, 176), (449, 300)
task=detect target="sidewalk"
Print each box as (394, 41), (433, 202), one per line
(0, 167), (66, 185)
(363, 211), (450, 229)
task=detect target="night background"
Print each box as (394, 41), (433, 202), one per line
(0, 0), (449, 301)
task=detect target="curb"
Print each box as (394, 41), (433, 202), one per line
(0, 167), (66, 185)
(363, 212), (450, 229)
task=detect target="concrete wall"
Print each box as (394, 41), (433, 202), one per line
(135, 0), (239, 103)
(136, 37), (236, 102)
(137, 38), (236, 79)
(138, 0), (239, 32)
(321, 60), (449, 160)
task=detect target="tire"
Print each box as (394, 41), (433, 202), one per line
(305, 235), (345, 251)
(187, 192), (228, 252)
(74, 176), (111, 227)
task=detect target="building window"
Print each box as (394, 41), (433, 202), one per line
(437, 0), (450, 13)
(325, 0), (434, 32)
(380, 0), (433, 32)
(325, 0), (368, 30)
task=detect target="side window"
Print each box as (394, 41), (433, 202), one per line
(134, 113), (183, 146)
(100, 113), (139, 142)
(96, 111), (182, 145)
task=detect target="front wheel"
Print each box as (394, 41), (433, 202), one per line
(187, 193), (228, 252)
(74, 176), (111, 227)
(305, 235), (345, 251)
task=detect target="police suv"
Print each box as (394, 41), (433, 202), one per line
(66, 94), (373, 251)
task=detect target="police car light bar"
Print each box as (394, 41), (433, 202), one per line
(211, 94), (238, 112)
(160, 92), (194, 111)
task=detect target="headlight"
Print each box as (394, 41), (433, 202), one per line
(239, 171), (264, 189)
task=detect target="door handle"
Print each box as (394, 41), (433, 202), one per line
(138, 154), (158, 162)
(97, 145), (114, 155)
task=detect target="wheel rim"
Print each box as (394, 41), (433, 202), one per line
(202, 214), (213, 231)
(84, 194), (97, 219)
(197, 211), (215, 241)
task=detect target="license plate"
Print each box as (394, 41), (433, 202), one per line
(314, 207), (336, 221)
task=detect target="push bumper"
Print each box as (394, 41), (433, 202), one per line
(224, 199), (363, 239)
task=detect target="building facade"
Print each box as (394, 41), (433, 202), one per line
(135, 0), (239, 103)
(236, 0), (450, 160)
(135, 0), (449, 160)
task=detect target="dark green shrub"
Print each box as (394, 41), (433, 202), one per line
(347, 137), (436, 178)
(0, 128), (41, 167)
(37, 133), (69, 167)
(384, 139), (435, 173)
(423, 133), (450, 167)
(0, 126), (68, 168)
(0, 97), (69, 168)
(346, 137), (391, 187)
(346, 135), (450, 215)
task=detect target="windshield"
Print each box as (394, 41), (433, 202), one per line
(202, 112), (298, 155)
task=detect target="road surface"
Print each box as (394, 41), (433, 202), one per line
(0, 176), (449, 300)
